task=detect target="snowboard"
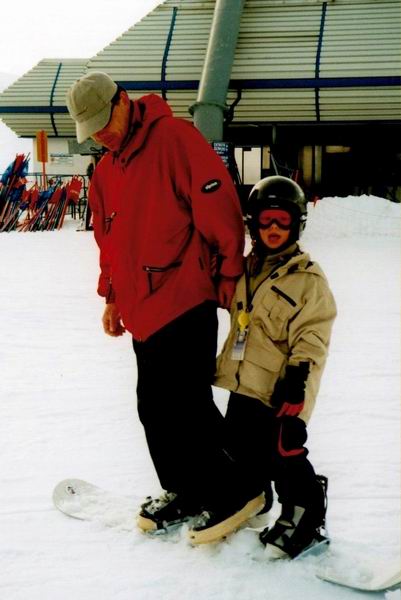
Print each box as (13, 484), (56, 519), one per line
(315, 556), (401, 593)
(52, 478), (181, 535)
(53, 479), (401, 593)
(53, 478), (138, 532)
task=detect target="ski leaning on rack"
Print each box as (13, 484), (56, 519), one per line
(53, 478), (401, 593)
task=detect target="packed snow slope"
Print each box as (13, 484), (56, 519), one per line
(0, 195), (400, 600)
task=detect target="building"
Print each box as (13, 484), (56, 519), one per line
(0, 0), (400, 199)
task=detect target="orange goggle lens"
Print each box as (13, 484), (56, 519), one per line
(258, 209), (292, 229)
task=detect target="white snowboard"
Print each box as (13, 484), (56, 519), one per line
(53, 479), (401, 593)
(315, 554), (401, 592)
(53, 478), (138, 531)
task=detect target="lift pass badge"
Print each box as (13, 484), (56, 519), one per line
(231, 310), (250, 361)
(231, 327), (248, 361)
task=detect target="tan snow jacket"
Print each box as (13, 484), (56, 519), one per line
(214, 249), (337, 422)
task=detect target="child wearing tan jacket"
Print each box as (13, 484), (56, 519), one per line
(215, 176), (337, 559)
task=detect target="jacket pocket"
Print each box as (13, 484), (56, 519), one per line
(261, 291), (294, 342)
(143, 261), (182, 294)
(239, 328), (286, 398)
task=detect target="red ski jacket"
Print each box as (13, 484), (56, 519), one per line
(89, 94), (245, 341)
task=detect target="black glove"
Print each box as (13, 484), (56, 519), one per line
(273, 362), (310, 417)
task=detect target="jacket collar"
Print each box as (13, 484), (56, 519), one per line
(112, 94), (173, 165)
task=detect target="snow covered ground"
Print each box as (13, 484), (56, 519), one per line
(0, 195), (400, 600)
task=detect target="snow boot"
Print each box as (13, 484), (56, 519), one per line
(188, 492), (265, 544)
(137, 491), (199, 533)
(259, 474), (329, 559)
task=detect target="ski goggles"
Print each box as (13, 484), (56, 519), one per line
(257, 209), (293, 230)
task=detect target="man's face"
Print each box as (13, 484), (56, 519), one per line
(91, 91), (130, 151)
(92, 115), (119, 150)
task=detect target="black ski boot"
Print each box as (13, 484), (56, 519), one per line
(259, 474), (329, 559)
(137, 491), (200, 533)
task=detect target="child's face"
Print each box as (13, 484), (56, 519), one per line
(258, 224), (291, 250)
(257, 208), (292, 251)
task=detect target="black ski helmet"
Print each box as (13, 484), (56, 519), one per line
(246, 176), (307, 248)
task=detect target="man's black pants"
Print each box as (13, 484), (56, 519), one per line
(133, 301), (259, 510)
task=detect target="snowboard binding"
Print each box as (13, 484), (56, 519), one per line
(260, 474), (330, 559)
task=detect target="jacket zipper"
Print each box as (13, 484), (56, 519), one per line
(143, 261), (183, 294)
(105, 278), (113, 303)
(105, 211), (117, 234)
(271, 285), (297, 307)
(143, 261), (182, 273)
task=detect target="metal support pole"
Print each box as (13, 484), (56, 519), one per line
(190, 0), (245, 142)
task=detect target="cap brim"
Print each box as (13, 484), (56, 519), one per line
(75, 102), (113, 144)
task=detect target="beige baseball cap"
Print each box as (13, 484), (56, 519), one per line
(66, 71), (118, 143)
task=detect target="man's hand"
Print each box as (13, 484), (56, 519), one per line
(216, 276), (237, 310)
(102, 303), (126, 337)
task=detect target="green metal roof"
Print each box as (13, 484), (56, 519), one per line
(0, 0), (400, 137)
(0, 59), (87, 137)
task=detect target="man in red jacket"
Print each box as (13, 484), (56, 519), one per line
(66, 71), (264, 544)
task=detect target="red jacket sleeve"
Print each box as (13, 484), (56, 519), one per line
(167, 118), (245, 279)
(88, 170), (116, 303)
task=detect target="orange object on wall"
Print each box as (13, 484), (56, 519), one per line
(36, 130), (48, 163)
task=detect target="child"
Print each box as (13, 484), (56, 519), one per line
(214, 176), (337, 558)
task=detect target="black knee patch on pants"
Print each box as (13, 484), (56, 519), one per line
(276, 416), (308, 458)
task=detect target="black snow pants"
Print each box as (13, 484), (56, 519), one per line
(133, 301), (262, 511)
(225, 392), (323, 512)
